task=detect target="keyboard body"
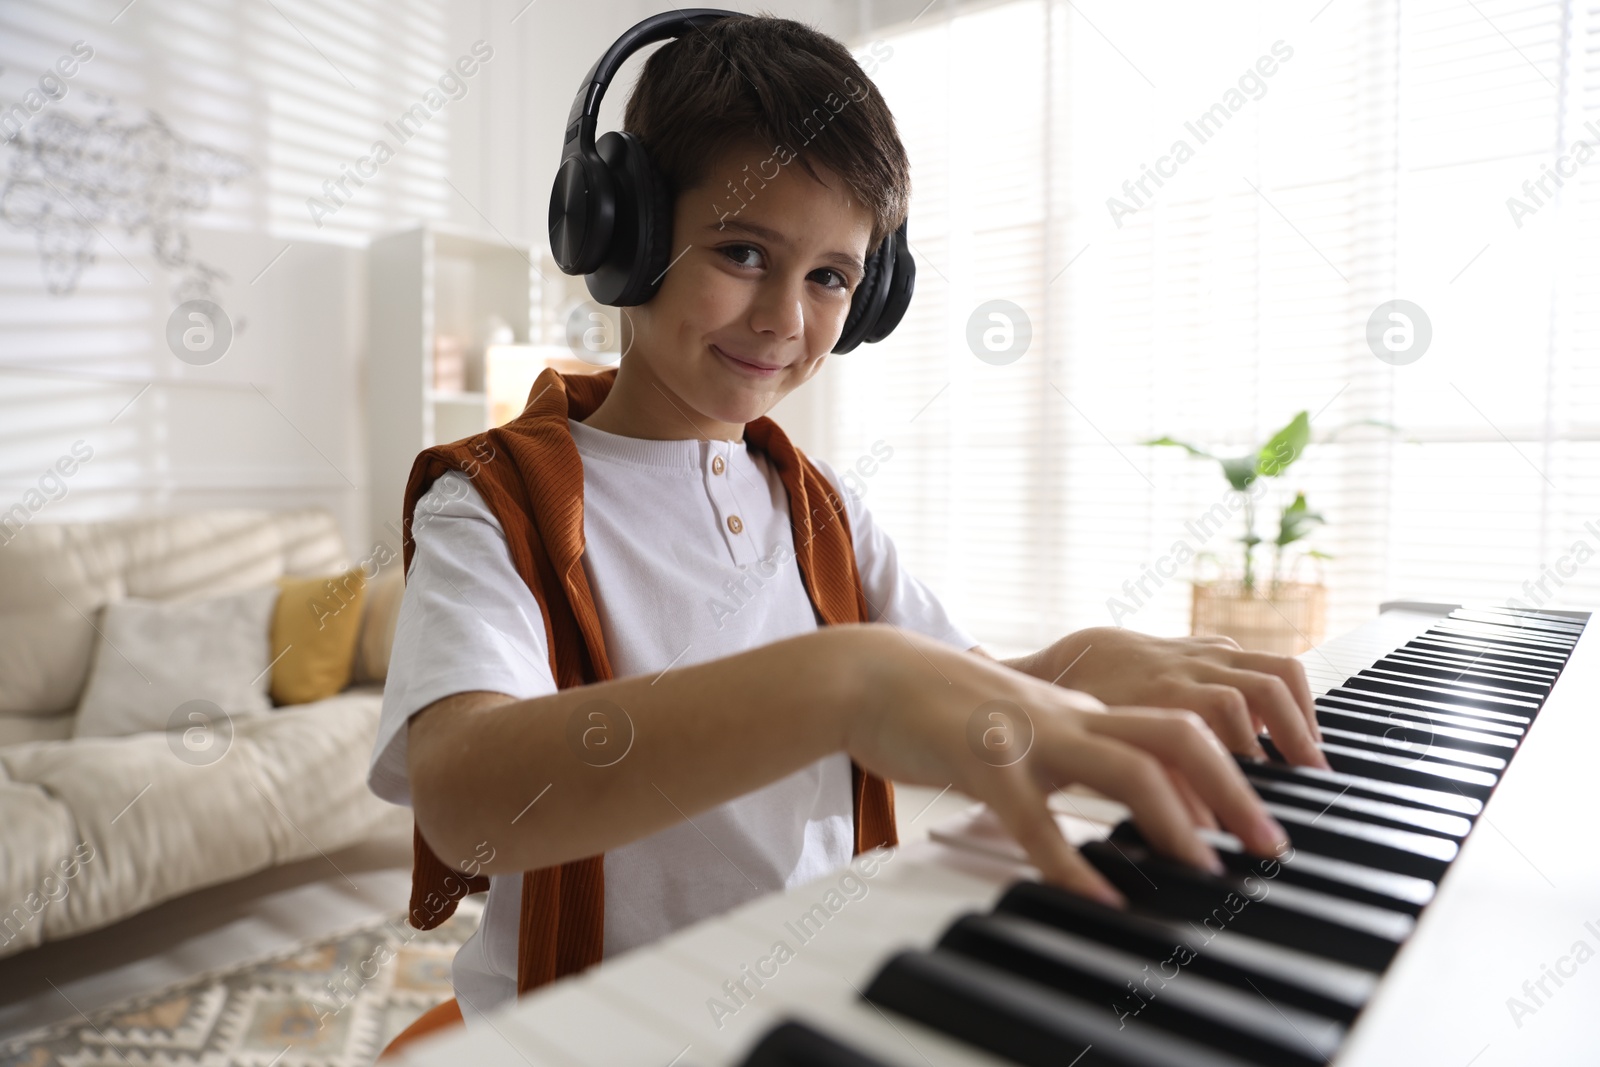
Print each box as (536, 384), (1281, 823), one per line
(394, 606), (1599, 1067)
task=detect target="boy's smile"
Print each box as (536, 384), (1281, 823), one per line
(580, 139), (877, 442)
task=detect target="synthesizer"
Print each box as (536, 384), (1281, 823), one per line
(394, 605), (1598, 1067)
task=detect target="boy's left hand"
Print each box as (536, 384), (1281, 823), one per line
(987, 627), (1330, 769)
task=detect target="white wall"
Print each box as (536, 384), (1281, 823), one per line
(0, 0), (888, 556)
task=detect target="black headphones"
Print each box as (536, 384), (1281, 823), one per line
(547, 8), (914, 354)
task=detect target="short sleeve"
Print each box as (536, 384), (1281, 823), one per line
(366, 471), (558, 807)
(811, 457), (978, 651)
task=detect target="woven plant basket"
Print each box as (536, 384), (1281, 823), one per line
(1190, 579), (1326, 655)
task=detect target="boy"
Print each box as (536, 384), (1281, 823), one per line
(366, 12), (1325, 1029)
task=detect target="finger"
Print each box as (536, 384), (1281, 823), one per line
(979, 768), (1125, 907)
(1229, 650), (1321, 742)
(1194, 663), (1329, 770)
(1178, 682), (1267, 759)
(1190, 634), (1243, 650)
(1165, 765), (1217, 831)
(1089, 709), (1290, 858)
(1042, 727), (1224, 875)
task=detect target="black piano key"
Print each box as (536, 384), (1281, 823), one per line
(1236, 755), (1484, 817)
(1244, 775), (1473, 839)
(1320, 687), (1531, 730)
(738, 1019), (896, 1067)
(1311, 725), (1509, 773)
(1406, 635), (1568, 671)
(1382, 649), (1557, 687)
(1366, 659), (1550, 696)
(1260, 736), (1499, 799)
(1110, 822), (1435, 914)
(1425, 624), (1575, 656)
(1314, 706), (1519, 756)
(936, 912), (1344, 1067)
(1362, 664), (1548, 702)
(1261, 802), (1458, 881)
(993, 881), (1377, 1023)
(1343, 673), (1540, 716)
(863, 948), (1260, 1067)
(1316, 692), (1527, 738)
(1079, 840), (1413, 971)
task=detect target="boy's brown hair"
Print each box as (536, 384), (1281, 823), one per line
(622, 11), (910, 254)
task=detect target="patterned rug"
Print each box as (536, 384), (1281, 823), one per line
(0, 898), (484, 1067)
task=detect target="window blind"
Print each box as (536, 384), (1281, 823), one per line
(820, 0), (1600, 656)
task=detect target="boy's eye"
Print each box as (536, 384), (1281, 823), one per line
(722, 243), (763, 269)
(720, 244), (850, 292)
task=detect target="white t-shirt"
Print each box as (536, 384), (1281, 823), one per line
(367, 417), (976, 1027)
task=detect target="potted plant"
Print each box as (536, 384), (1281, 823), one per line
(1143, 412), (1329, 654)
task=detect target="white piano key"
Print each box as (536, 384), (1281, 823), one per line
(735, 992), (1020, 1067)
(494, 977), (698, 1066)
(580, 947), (785, 1060)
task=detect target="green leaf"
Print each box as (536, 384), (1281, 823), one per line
(1275, 491), (1325, 547)
(1141, 436), (1216, 462)
(1220, 454), (1258, 491)
(1257, 411), (1310, 478)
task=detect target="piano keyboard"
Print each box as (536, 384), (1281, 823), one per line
(395, 606), (1598, 1067)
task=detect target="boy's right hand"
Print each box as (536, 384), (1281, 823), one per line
(839, 625), (1291, 907)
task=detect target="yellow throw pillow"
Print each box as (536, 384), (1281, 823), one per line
(351, 565), (405, 685)
(270, 567), (367, 706)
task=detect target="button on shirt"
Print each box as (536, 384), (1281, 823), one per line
(367, 417), (976, 1028)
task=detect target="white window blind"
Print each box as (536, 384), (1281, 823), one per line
(820, 0), (1600, 656)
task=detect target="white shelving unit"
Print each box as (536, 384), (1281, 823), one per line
(365, 222), (533, 544)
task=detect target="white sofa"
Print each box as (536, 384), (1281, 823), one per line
(0, 507), (410, 960)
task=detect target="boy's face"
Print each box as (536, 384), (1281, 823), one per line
(623, 140), (876, 438)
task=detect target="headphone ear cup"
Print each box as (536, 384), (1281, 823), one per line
(833, 221), (914, 353)
(549, 151), (616, 276)
(584, 131), (675, 307)
(834, 244), (885, 354)
(863, 229), (914, 345)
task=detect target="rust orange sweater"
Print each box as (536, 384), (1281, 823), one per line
(397, 366), (897, 997)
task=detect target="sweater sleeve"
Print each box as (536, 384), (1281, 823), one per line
(367, 470), (559, 807)
(811, 456), (979, 652)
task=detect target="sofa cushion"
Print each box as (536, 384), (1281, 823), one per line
(72, 585), (280, 740)
(0, 685), (405, 958)
(271, 567), (367, 705)
(0, 769), (78, 955)
(0, 509), (348, 717)
(0, 712), (74, 747)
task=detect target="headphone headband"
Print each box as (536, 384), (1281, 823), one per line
(561, 9), (737, 159)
